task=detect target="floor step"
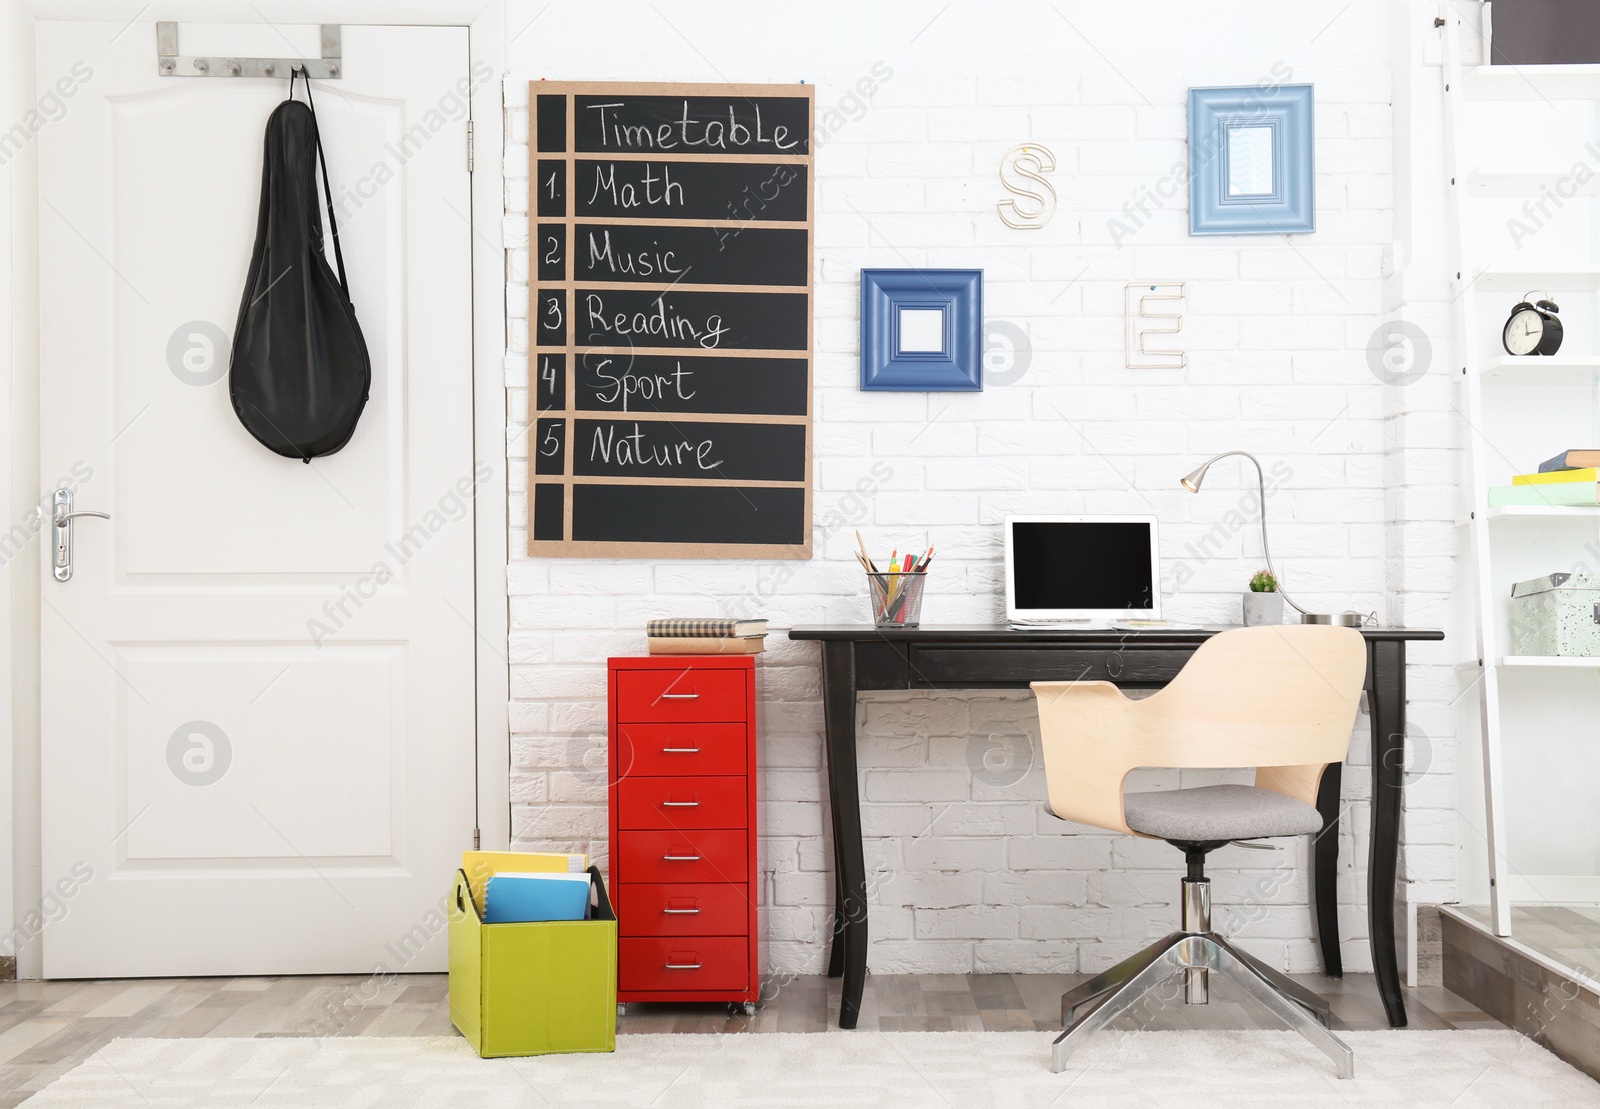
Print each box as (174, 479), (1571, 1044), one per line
(1442, 905), (1600, 1081)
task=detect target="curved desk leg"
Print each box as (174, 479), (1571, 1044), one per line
(1368, 639), (1408, 1028)
(822, 657), (846, 979)
(827, 869), (845, 978)
(1313, 762), (1343, 978)
(820, 641), (867, 1028)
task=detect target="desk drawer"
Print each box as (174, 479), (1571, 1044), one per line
(909, 645), (1196, 686)
(615, 668), (747, 723)
(619, 936), (748, 992)
(617, 723), (748, 778)
(617, 883), (750, 937)
(617, 829), (748, 884)
(618, 776), (748, 830)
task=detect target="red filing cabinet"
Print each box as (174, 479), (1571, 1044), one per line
(608, 656), (759, 1010)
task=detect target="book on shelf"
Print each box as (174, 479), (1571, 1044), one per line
(646, 617), (767, 638)
(647, 636), (765, 655)
(1489, 482), (1600, 507)
(1538, 449), (1600, 473)
(1514, 467), (1600, 486)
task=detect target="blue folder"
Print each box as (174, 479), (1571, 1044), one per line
(483, 871), (592, 924)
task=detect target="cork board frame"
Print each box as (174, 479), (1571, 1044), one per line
(526, 81), (815, 560)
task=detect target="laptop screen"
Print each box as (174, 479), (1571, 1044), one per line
(1010, 519), (1155, 613)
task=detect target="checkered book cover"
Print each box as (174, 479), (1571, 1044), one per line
(645, 618), (768, 639)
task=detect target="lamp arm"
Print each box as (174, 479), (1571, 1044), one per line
(1203, 450), (1312, 618)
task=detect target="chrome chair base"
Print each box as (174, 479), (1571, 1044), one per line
(1053, 931), (1353, 1079)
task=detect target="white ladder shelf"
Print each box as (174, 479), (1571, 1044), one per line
(1440, 3), (1600, 936)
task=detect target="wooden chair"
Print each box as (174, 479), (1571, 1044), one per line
(1030, 624), (1367, 1078)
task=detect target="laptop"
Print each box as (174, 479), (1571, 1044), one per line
(1004, 515), (1161, 628)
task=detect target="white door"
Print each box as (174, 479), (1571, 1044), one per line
(37, 23), (478, 977)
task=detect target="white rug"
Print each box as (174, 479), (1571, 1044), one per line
(19, 1030), (1599, 1107)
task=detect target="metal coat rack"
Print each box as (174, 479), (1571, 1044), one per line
(156, 22), (342, 79)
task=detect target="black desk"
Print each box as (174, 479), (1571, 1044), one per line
(788, 624), (1443, 1031)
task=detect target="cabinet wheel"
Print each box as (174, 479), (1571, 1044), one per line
(617, 1002), (627, 1017)
(742, 1002), (757, 1016)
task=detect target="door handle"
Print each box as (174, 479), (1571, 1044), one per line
(52, 489), (110, 582)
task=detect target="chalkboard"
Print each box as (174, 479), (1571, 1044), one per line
(572, 160), (808, 222)
(527, 82), (814, 559)
(571, 354), (809, 417)
(566, 224), (808, 285)
(571, 96), (809, 155)
(573, 485), (806, 546)
(574, 420), (806, 482)
(574, 288), (808, 351)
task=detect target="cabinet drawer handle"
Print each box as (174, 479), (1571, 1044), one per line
(661, 800), (700, 807)
(662, 907), (701, 915)
(660, 693), (700, 700)
(662, 854), (702, 861)
(662, 747), (701, 754)
(664, 962), (703, 970)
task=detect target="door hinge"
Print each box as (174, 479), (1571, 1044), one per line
(472, 827), (481, 849)
(466, 120), (474, 173)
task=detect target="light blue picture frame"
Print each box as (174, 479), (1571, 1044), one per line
(1188, 84), (1315, 235)
(860, 269), (983, 391)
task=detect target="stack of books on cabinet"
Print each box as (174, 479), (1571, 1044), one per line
(646, 618), (767, 656)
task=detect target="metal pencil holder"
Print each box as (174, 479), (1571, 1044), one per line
(867, 571), (926, 628)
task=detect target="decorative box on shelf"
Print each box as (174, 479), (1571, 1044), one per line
(607, 656), (760, 1012)
(1510, 573), (1600, 657)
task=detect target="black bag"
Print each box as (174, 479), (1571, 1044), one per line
(230, 72), (370, 462)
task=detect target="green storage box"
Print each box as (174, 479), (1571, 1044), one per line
(448, 864), (617, 1058)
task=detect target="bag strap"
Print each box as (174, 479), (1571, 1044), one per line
(288, 67), (349, 292)
(586, 865), (615, 922)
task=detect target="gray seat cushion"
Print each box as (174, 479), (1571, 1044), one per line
(1121, 784), (1324, 842)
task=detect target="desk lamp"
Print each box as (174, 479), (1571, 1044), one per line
(1180, 451), (1368, 627)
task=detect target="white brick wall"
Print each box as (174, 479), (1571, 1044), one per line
(498, 0), (1461, 978)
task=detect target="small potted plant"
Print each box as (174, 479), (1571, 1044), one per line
(1243, 570), (1284, 626)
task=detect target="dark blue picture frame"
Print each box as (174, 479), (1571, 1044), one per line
(860, 269), (984, 391)
(1188, 84), (1315, 235)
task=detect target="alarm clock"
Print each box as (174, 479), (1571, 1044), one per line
(1502, 294), (1563, 356)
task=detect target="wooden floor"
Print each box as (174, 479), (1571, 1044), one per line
(0, 972), (1500, 1106)
(1453, 903), (1600, 973)
(1443, 906), (1600, 1081)
(619, 971), (1501, 1035)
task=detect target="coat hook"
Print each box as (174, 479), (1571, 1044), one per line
(155, 22), (342, 79)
